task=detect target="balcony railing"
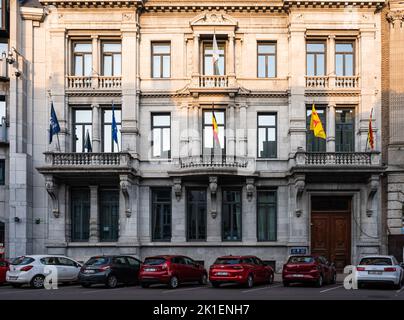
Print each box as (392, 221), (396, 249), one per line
(305, 75), (359, 89)
(199, 75), (228, 88)
(179, 155), (250, 169)
(66, 76), (122, 90)
(44, 152), (132, 168)
(295, 151), (380, 167)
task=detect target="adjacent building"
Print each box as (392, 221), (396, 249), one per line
(0, 0), (389, 271)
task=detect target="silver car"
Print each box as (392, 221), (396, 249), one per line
(356, 255), (404, 289)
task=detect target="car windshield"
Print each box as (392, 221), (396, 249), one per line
(288, 256), (314, 264)
(85, 257), (110, 266)
(359, 258), (392, 266)
(144, 258), (166, 265)
(214, 258), (242, 265)
(11, 256), (35, 265)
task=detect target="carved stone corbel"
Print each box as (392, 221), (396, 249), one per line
(45, 176), (59, 218)
(209, 176), (218, 219)
(173, 178), (182, 201)
(294, 175), (305, 218)
(366, 175), (380, 217)
(246, 178), (255, 202)
(120, 175), (133, 218)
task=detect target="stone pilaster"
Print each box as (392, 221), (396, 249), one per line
(91, 104), (101, 152)
(89, 185), (99, 243)
(327, 103), (336, 152)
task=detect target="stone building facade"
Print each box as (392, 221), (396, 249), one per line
(0, 0), (388, 271)
(383, 0), (404, 260)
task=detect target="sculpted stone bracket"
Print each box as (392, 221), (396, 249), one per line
(120, 175), (136, 218)
(294, 175), (306, 218)
(246, 178), (255, 202)
(209, 176), (218, 219)
(45, 176), (59, 218)
(366, 175), (380, 218)
(173, 178), (182, 201)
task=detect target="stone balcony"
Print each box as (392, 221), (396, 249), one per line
(305, 75), (360, 89)
(169, 155), (257, 177)
(37, 152), (137, 180)
(66, 75), (122, 91)
(187, 74), (239, 95)
(293, 150), (382, 173)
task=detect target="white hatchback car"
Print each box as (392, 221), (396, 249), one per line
(356, 255), (404, 289)
(6, 255), (82, 289)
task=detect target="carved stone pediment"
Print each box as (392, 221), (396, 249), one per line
(190, 12), (238, 28)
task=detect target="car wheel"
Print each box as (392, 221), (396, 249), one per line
(245, 274), (254, 288)
(315, 275), (323, 288)
(331, 272), (337, 284)
(81, 283), (91, 288)
(211, 281), (220, 288)
(30, 275), (45, 289)
(283, 281), (290, 287)
(199, 274), (208, 285)
(141, 282), (150, 288)
(106, 275), (118, 289)
(168, 276), (179, 289)
(268, 273), (274, 285)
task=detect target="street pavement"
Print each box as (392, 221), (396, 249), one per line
(0, 274), (403, 300)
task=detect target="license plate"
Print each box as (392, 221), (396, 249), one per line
(368, 271), (382, 275)
(145, 268), (156, 272)
(293, 274), (304, 277)
(85, 270), (95, 274)
(8, 276), (18, 280)
(216, 272), (229, 276)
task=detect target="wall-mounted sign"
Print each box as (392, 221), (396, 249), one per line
(290, 247), (308, 255)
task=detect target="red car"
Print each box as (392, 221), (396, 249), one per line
(139, 255), (207, 289)
(282, 255), (337, 287)
(0, 259), (9, 285)
(209, 255), (274, 288)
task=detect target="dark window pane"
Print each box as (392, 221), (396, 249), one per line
(257, 114), (277, 158)
(73, 109), (92, 153)
(152, 189), (172, 241)
(152, 114), (171, 158)
(0, 159), (4, 185)
(335, 108), (355, 152)
(257, 191), (277, 241)
(222, 190), (242, 241)
(306, 106), (326, 152)
(187, 190), (207, 241)
(71, 189), (90, 242)
(99, 189), (119, 242)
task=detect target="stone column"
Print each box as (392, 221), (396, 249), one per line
(191, 104), (200, 158)
(89, 185), (99, 243)
(228, 33), (236, 86)
(328, 35), (336, 87)
(227, 104), (236, 157)
(327, 103), (336, 152)
(192, 34), (200, 86)
(91, 35), (99, 88)
(91, 104), (101, 152)
(238, 104), (247, 157)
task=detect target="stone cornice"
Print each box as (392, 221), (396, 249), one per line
(20, 7), (46, 22)
(39, 0), (144, 8)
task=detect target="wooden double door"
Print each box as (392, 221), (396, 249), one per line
(311, 211), (351, 271)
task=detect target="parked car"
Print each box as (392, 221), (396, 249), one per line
(139, 255), (207, 289)
(209, 255), (274, 288)
(355, 255), (404, 289)
(6, 255), (82, 288)
(79, 255), (142, 288)
(0, 258), (9, 285)
(282, 255), (336, 287)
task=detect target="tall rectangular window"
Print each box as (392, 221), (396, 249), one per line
(151, 189), (172, 241)
(99, 189), (119, 242)
(335, 42), (354, 76)
(71, 188), (90, 242)
(203, 41), (225, 75)
(103, 108), (121, 152)
(257, 191), (277, 241)
(73, 43), (92, 76)
(257, 113), (277, 158)
(0, 159), (4, 185)
(73, 109), (92, 152)
(306, 105), (326, 152)
(306, 42), (326, 76)
(187, 190), (207, 241)
(102, 42), (122, 76)
(222, 190), (242, 241)
(203, 110), (225, 156)
(336, 108), (355, 152)
(152, 43), (171, 78)
(0, 97), (6, 142)
(152, 113), (171, 159)
(257, 42), (276, 78)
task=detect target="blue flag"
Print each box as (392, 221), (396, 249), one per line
(49, 102), (60, 144)
(112, 102), (119, 148)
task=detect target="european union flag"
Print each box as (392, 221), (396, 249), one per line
(49, 102), (60, 144)
(112, 102), (119, 150)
